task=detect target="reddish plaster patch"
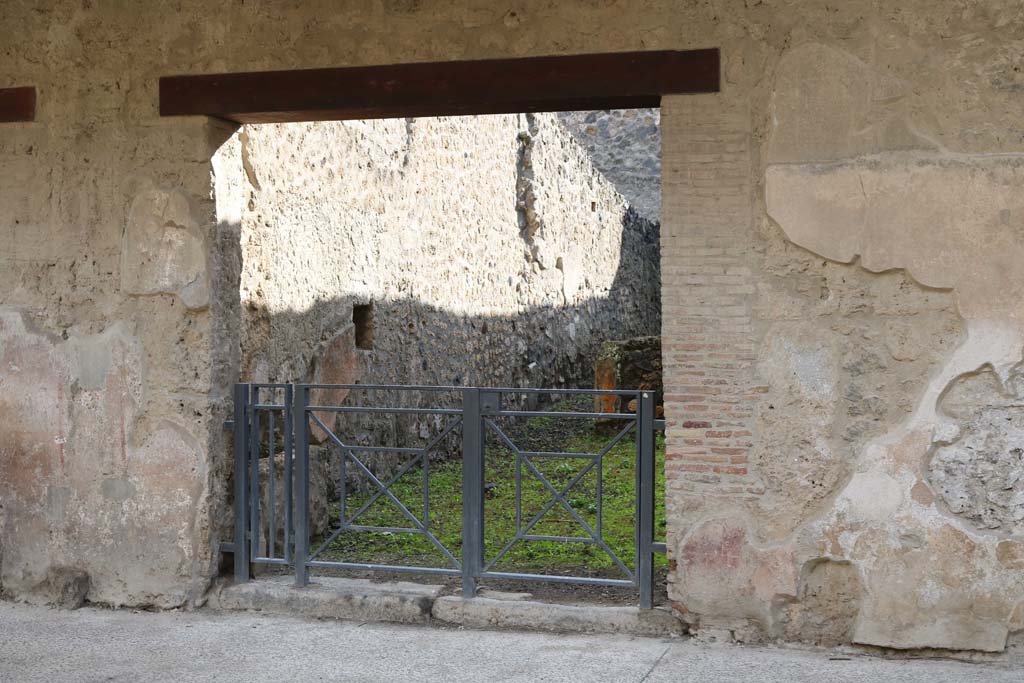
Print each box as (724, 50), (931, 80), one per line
(593, 354), (619, 414)
(996, 540), (1024, 570)
(309, 325), (360, 443)
(0, 320), (69, 501)
(680, 520), (746, 571)
(752, 546), (798, 602)
(910, 480), (934, 506)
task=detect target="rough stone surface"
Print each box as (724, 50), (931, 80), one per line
(212, 576), (684, 637)
(558, 109), (661, 221)
(35, 567), (90, 610)
(930, 367), (1024, 535)
(210, 575), (440, 624)
(431, 595), (685, 637)
(593, 336), (663, 417)
(0, 309), (213, 608)
(235, 113), (659, 391)
(782, 559), (862, 647)
(121, 188), (210, 311)
(749, 37), (1024, 651)
(658, 6), (1024, 653)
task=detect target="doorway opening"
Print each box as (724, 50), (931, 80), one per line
(183, 49), (720, 608)
(221, 108), (666, 604)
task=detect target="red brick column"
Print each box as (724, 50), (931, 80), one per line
(659, 94), (766, 556)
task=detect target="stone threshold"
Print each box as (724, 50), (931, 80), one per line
(207, 575), (685, 638)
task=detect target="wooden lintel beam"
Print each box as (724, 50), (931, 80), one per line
(159, 49), (719, 123)
(0, 87), (36, 123)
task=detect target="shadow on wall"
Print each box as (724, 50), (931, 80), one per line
(230, 113), (660, 395)
(248, 210), (659, 378)
(211, 112), (662, 551)
(242, 208), (660, 450)
(214, 209), (660, 554)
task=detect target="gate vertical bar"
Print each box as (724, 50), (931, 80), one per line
(461, 388), (483, 598)
(283, 384), (293, 563)
(637, 391), (655, 609)
(268, 409), (276, 558)
(248, 386), (261, 561)
(232, 383), (250, 582)
(293, 384), (310, 586)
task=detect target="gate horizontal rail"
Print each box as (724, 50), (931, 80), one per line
(229, 383), (665, 607)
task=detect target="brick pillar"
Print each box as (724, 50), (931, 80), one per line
(659, 94), (765, 556)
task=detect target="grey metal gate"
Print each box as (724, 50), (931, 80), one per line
(228, 383), (666, 608)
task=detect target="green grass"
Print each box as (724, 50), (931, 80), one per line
(314, 406), (666, 578)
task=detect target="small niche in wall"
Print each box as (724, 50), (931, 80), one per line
(353, 303), (374, 350)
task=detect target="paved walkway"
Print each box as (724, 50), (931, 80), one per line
(0, 601), (1019, 682)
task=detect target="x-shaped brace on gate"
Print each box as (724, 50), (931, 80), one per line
(483, 419), (635, 579)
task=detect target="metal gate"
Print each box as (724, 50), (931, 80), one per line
(227, 383), (665, 608)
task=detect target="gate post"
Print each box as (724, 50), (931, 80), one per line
(637, 391), (656, 609)
(461, 388), (484, 598)
(232, 383), (250, 582)
(293, 384), (310, 587)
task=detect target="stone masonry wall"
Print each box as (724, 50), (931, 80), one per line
(558, 109), (661, 222)
(232, 113), (660, 421)
(2, 0), (1023, 655)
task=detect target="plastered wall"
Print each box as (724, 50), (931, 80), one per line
(660, 6), (1024, 652)
(1, 0), (1022, 651)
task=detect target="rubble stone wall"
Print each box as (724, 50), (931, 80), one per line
(235, 113), (659, 395)
(558, 109), (661, 222)
(232, 113), (660, 445)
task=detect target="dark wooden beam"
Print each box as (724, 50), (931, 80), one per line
(0, 87), (36, 123)
(160, 49), (719, 123)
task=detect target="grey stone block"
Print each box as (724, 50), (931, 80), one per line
(431, 596), (685, 637)
(210, 575), (443, 624)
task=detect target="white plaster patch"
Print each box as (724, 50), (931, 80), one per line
(759, 331), (838, 407)
(768, 43), (929, 164)
(785, 339), (834, 401)
(121, 188), (210, 310)
(840, 471), (904, 523)
(766, 155), (1024, 336)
